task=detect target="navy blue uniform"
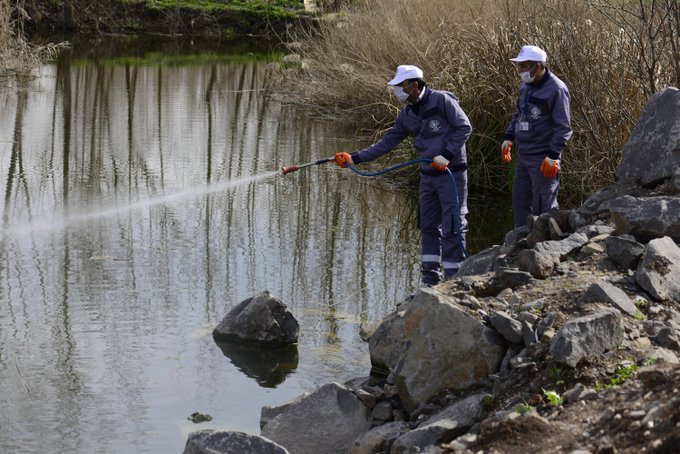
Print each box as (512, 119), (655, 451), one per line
(351, 87), (472, 285)
(504, 69), (572, 227)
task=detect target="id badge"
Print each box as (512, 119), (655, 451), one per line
(519, 121), (530, 131)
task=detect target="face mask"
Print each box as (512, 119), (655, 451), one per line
(519, 64), (537, 83)
(392, 86), (410, 103)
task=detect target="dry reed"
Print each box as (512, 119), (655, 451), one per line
(0, 0), (66, 79)
(285, 0), (680, 205)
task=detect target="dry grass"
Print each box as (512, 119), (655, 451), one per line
(284, 0), (679, 205)
(0, 1), (66, 79)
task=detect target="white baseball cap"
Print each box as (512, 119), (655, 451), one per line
(387, 65), (424, 86)
(510, 45), (547, 63)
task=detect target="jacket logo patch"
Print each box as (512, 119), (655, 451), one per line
(429, 120), (442, 132)
(530, 106), (542, 120)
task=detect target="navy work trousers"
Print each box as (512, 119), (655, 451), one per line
(419, 171), (468, 286)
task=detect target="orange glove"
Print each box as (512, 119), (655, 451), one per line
(501, 140), (512, 163)
(334, 152), (353, 168)
(540, 157), (560, 178)
(431, 155), (449, 172)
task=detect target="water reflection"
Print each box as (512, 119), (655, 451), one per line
(214, 341), (298, 388)
(0, 36), (511, 453)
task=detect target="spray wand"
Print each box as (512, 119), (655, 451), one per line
(281, 157), (335, 176)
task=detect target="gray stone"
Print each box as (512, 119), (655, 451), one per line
(260, 383), (371, 454)
(390, 395), (485, 454)
(580, 281), (638, 316)
(533, 232), (589, 260)
(616, 87), (680, 187)
(605, 235), (645, 269)
(522, 320), (537, 346)
(549, 308), (624, 367)
(526, 214), (552, 248)
(652, 328), (680, 350)
(503, 225), (531, 250)
(458, 245), (502, 277)
(213, 291), (298, 345)
(368, 288), (505, 412)
(371, 401), (393, 421)
(606, 195), (680, 243)
(495, 268), (535, 289)
(635, 236), (680, 302)
(489, 311), (524, 344)
(518, 249), (556, 279)
(183, 430), (289, 454)
(348, 421), (408, 454)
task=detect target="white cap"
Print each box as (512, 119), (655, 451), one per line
(387, 65), (424, 85)
(510, 45), (547, 63)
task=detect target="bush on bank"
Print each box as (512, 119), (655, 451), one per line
(289, 0), (680, 205)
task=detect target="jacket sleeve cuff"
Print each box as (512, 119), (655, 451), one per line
(503, 133), (515, 141)
(350, 152), (363, 164)
(548, 150), (561, 160)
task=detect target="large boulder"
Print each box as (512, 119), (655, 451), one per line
(368, 288), (505, 412)
(183, 430), (289, 454)
(616, 87), (680, 187)
(212, 291), (298, 345)
(606, 195), (680, 243)
(635, 236), (680, 302)
(260, 382), (371, 454)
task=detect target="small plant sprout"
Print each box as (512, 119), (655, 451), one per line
(543, 389), (563, 407)
(514, 403), (535, 415)
(634, 297), (648, 309)
(642, 357), (658, 367)
(633, 310), (645, 321)
(548, 366), (565, 385)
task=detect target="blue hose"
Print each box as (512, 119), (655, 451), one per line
(345, 159), (469, 259)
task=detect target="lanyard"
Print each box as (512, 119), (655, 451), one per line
(522, 86), (534, 119)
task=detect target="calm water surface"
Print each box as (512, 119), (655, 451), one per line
(0, 36), (511, 453)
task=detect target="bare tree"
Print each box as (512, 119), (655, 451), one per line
(593, 0), (680, 96)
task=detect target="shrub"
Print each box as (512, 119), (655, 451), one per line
(286, 0), (680, 204)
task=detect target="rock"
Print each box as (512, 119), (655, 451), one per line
(260, 383), (371, 454)
(213, 291), (298, 345)
(371, 401), (393, 421)
(183, 430), (289, 454)
(616, 87), (680, 187)
(533, 232), (589, 261)
(368, 288), (505, 412)
(605, 235), (645, 269)
(489, 311), (524, 344)
(606, 195), (680, 243)
(494, 268), (536, 289)
(518, 249), (556, 279)
(390, 394), (485, 454)
(634, 236), (680, 302)
(347, 421), (408, 454)
(458, 245), (502, 277)
(549, 308), (624, 367)
(580, 281), (638, 316)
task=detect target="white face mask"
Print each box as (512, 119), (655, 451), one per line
(392, 86), (410, 103)
(519, 64), (537, 83)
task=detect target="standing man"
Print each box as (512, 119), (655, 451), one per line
(335, 65), (472, 286)
(501, 45), (572, 227)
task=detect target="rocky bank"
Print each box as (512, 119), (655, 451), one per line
(185, 86), (680, 454)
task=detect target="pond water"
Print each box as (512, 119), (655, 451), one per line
(0, 36), (511, 453)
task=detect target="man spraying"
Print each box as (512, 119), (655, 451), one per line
(501, 45), (573, 227)
(335, 65), (472, 286)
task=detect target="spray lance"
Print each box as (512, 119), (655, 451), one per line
(281, 157), (335, 176)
